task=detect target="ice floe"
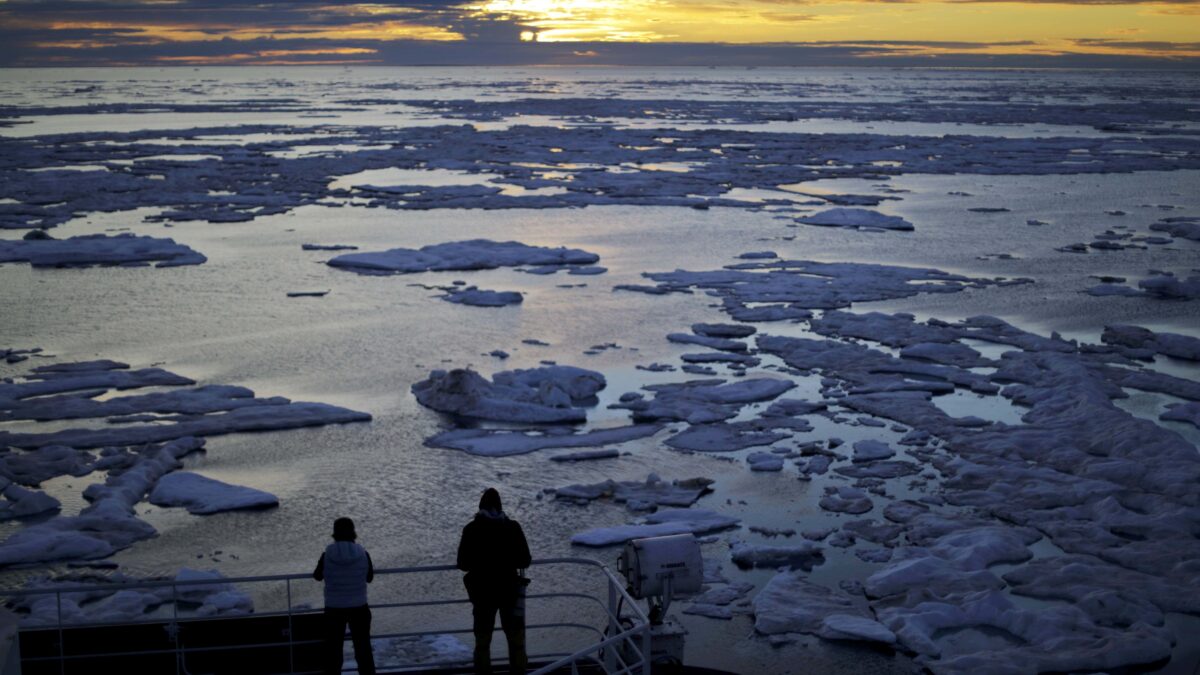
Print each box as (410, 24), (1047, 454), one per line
(428, 425), (658, 457)
(1102, 324), (1200, 361)
(666, 420), (798, 453)
(553, 474), (712, 511)
(852, 440), (896, 463)
(875, 590), (1171, 674)
(0, 436), (205, 566)
(328, 239), (598, 275)
(148, 472), (279, 515)
(746, 452), (784, 471)
(0, 233), (205, 268)
(753, 571), (894, 644)
(796, 208), (914, 232)
(1149, 216), (1200, 241)
(571, 509), (739, 547)
(0, 361), (370, 449)
(620, 258), (1026, 322)
(441, 287), (523, 307)
(819, 486), (874, 515)
(412, 366), (604, 424)
(1087, 272), (1200, 300)
(612, 378), (794, 425)
(1161, 402), (1200, 428)
(729, 541), (824, 571)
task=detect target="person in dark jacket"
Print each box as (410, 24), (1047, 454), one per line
(457, 488), (532, 674)
(314, 517), (376, 675)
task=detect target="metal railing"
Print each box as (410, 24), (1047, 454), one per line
(1, 557), (652, 675)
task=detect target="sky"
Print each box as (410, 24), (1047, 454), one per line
(0, 0), (1197, 67)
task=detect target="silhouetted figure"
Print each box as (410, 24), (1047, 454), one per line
(457, 488), (532, 674)
(314, 517), (376, 675)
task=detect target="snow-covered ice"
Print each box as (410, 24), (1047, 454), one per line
(753, 570), (894, 644)
(412, 366), (604, 424)
(0, 233), (206, 268)
(149, 472), (279, 514)
(427, 425), (659, 457)
(571, 509), (739, 547)
(0, 436), (205, 566)
(328, 239), (598, 275)
(796, 208), (914, 232)
(554, 474), (712, 510)
(729, 541), (824, 571)
(441, 286), (523, 307)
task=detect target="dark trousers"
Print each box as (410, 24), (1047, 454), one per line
(323, 605), (376, 675)
(472, 598), (526, 674)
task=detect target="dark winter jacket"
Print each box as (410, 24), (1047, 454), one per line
(313, 541), (375, 608)
(456, 510), (531, 603)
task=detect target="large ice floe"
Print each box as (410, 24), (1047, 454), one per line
(0, 358), (370, 566)
(148, 472), (279, 515)
(327, 239), (598, 275)
(412, 366), (605, 424)
(0, 232), (206, 268)
(795, 208), (914, 232)
(616, 257), (1027, 322)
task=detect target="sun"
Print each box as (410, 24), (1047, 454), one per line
(470, 0), (666, 42)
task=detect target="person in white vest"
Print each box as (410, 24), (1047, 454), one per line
(313, 517), (376, 675)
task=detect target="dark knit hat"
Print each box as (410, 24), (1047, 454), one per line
(332, 517), (357, 542)
(479, 488), (502, 512)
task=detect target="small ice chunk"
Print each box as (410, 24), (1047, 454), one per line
(746, 452), (784, 471)
(819, 486), (873, 514)
(692, 323), (757, 339)
(549, 449), (620, 462)
(442, 287), (523, 307)
(852, 440), (895, 463)
(730, 541), (823, 570)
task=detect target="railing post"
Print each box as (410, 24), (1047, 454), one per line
(605, 579), (617, 672)
(56, 591), (64, 675)
(286, 579), (295, 674)
(172, 583), (180, 675)
(641, 623), (652, 675)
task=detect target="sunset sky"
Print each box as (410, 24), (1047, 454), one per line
(0, 0), (1197, 67)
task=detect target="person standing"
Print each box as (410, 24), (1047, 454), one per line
(456, 488), (532, 674)
(314, 517), (377, 675)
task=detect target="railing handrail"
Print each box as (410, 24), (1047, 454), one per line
(3, 555), (653, 675)
(2, 556), (628, 602)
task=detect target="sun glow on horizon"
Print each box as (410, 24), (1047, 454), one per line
(1, 0), (1197, 64)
